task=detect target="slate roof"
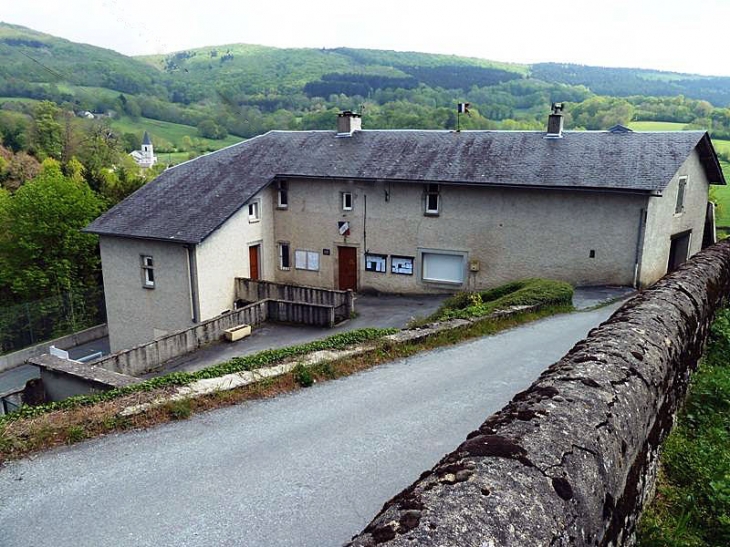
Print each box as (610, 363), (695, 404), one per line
(142, 131), (152, 146)
(86, 129), (725, 244)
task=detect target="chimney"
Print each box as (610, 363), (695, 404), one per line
(337, 110), (362, 136)
(546, 102), (564, 138)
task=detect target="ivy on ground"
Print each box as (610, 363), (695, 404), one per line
(0, 327), (396, 425)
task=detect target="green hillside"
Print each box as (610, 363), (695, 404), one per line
(0, 22), (164, 95)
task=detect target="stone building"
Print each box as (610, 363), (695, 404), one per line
(86, 110), (725, 351)
(129, 131), (157, 169)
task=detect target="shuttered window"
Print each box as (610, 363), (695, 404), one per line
(422, 252), (464, 284)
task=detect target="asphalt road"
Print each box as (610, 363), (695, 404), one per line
(0, 301), (624, 547)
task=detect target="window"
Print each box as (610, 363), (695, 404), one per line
(365, 253), (387, 273)
(342, 192), (353, 211)
(248, 201), (260, 222)
(278, 242), (290, 270)
(675, 176), (687, 214)
(425, 184), (439, 215)
(391, 256), (414, 275)
(277, 181), (288, 209)
(295, 250), (319, 271)
(421, 251), (465, 284)
(141, 255), (155, 288)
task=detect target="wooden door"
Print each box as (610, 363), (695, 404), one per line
(249, 245), (260, 280)
(338, 246), (357, 291)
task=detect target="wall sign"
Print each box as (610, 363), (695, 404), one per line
(365, 253), (387, 273)
(391, 256), (414, 275)
(295, 250), (320, 271)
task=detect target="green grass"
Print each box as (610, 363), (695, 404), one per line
(629, 121), (690, 131)
(638, 308), (730, 546)
(109, 116), (242, 151)
(428, 278), (574, 321)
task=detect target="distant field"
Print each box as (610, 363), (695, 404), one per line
(0, 96), (40, 104)
(110, 116), (242, 151)
(628, 121), (689, 131)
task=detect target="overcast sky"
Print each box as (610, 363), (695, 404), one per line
(2, 0), (729, 76)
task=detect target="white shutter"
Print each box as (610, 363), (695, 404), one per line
(422, 253), (464, 283)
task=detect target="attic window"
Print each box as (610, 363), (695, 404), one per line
(277, 181), (288, 209)
(248, 201), (260, 222)
(425, 184), (440, 215)
(342, 192), (353, 211)
(675, 176), (688, 214)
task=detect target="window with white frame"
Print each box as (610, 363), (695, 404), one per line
(675, 176), (688, 214)
(278, 242), (290, 270)
(141, 255), (155, 288)
(342, 192), (353, 211)
(277, 181), (288, 209)
(248, 200), (260, 222)
(425, 184), (440, 215)
(421, 251), (465, 284)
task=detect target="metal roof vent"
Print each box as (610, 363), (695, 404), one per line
(337, 110), (362, 137)
(608, 124), (633, 134)
(545, 102), (564, 139)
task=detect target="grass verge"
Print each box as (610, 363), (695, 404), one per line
(0, 305), (570, 464)
(424, 278), (573, 322)
(637, 308), (730, 546)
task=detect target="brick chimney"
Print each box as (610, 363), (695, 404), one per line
(337, 110), (362, 136)
(546, 102), (564, 138)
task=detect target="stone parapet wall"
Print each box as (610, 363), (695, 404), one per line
(348, 240), (730, 547)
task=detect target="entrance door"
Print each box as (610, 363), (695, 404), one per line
(338, 246), (357, 291)
(667, 231), (691, 273)
(249, 244), (260, 280)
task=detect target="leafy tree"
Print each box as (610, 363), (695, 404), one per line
(197, 119), (228, 139)
(32, 101), (64, 159)
(0, 159), (104, 302)
(3, 151), (41, 191)
(122, 132), (142, 153)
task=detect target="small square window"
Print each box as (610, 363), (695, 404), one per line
(425, 184), (439, 215)
(277, 181), (288, 209)
(279, 242), (290, 270)
(342, 192), (353, 211)
(141, 255), (155, 288)
(248, 201), (260, 222)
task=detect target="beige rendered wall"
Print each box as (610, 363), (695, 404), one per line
(272, 178), (650, 293)
(640, 149), (711, 286)
(196, 187), (275, 319)
(100, 236), (194, 352)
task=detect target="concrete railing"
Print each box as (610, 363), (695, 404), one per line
(91, 301), (269, 377)
(0, 324), (108, 374)
(236, 278), (354, 322)
(91, 296), (347, 377)
(348, 240), (730, 547)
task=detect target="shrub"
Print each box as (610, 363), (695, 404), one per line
(432, 278), (574, 321)
(293, 364), (314, 387)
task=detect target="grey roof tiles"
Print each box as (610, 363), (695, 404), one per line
(85, 129), (723, 244)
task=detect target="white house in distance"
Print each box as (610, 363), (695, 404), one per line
(129, 131), (157, 169)
(86, 108), (726, 352)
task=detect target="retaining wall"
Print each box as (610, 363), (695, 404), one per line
(348, 240), (730, 547)
(0, 324), (108, 373)
(236, 278), (354, 321)
(91, 301), (269, 377)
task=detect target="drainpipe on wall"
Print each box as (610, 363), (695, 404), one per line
(633, 208), (647, 289)
(185, 244), (201, 323)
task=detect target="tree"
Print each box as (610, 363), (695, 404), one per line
(32, 101), (64, 159)
(0, 159), (104, 302)
(197, 119), (228, 139)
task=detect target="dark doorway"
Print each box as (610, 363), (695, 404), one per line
(338, 246), (357, 291)
(667, 231), (691, 273)
(249, 244), (261, 280)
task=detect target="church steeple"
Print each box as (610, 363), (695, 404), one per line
(131, 130), (157, 168)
